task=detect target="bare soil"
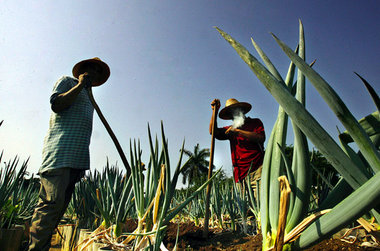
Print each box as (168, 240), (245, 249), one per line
(162, 222), (379, 250)
(44, 220), (379, 250)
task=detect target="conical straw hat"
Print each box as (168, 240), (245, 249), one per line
(219, 98), (252, 120)
(72, 57), (110, 86)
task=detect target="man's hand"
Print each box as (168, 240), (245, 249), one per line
(225, 127), (239, 136)
(211, 99), (221, 111)
(78, 72), (93, 88)
(225, 126), (233, 135)
(226, 127), (265, 143)
(52, 75), (92, 113)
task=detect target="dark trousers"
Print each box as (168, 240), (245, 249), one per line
(28, 168), (84, 251)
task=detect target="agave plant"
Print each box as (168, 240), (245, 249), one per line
(68, 171), (98, 229)
(216, 20), (380, 250)
(0, 153), (33, 229)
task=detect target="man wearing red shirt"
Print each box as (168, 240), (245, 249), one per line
(210, 98), (265, 183)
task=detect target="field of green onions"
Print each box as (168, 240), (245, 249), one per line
(1, 21), (380, 250)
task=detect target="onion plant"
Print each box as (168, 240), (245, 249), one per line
(220, 181), (237, 231)
(245, 170), (260, 224)
(181, 192), (205, 227)
(68, 171), (99, 229)
(75, 164), (135, 250)
(216, 20), (380, 250)
(140, 123), (220, 250)
(90, 163), (133, 232)
(233, 182), (250, 234)
(79, 123), (220, 250)
(211, 181), (224, 229)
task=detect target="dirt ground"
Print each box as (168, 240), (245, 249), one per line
(162, 222), (380, 251)
(44, 220), (379, 250)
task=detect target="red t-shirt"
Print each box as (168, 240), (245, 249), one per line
(224, 118), (265, 182)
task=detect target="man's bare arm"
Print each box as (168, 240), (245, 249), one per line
(209, 99), (228, 140)
(52, 73), (91, 113)
(227, 128), (265, 143)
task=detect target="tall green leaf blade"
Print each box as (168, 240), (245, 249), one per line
(286, 20), (311, 232)
(162, 169), (221, 225)
(272, 33), (380, 173)
(339, 132), (369, 173)
(339, 111), (380, 144)
(296, 170), (380, 249)
(268, 107), (288, 233)
(250, 32), (296, 236)
(338, 130), (380, 222)
(215, 26), (370, 190)
(251, 37), (285, 84)
(354, 72), (380, 111)
(318, 177), (352, 210)
(277, 143), (296, 217)
(260, 117), (276, 242)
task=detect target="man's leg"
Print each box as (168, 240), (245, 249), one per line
(28, 168), (72, 251)
(249, 165), (262, 199)
(53, 169), (85, 228)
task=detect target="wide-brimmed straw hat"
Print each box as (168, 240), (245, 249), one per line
(72, 57), (110, 86)
(219, 98), (252, 120)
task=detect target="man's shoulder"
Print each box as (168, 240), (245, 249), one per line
(53, 76), (78, 89)
(245, 117), (264, 129)
(246, 117), (263, 123)
(57, 75), (78, 83)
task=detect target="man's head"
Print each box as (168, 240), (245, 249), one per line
(72, 57), (110, 86)
(219, 98), (252, 120)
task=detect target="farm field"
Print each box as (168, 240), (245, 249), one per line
(47, 221), (378, 250)
(1, 3), (380, 251)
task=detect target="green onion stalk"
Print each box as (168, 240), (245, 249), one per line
(85, 163), (134, 240)
(221, 181), (237, 231)
(211, 181), (224, 229)
(106, 164), (134, 238)
(152, 123), (221, 250)
(181, 192), (205, 227)
(87, 167), (113, 230)
(233, 182), (250, 234)
(319, 111), (379, 210)
(271, 27), (380, 223)
(245, 174), (259, 223)
(216, 20), (380, 250)
(120, 123), (220, 250)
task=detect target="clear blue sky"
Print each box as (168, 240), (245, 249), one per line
(1, 1), (379, 181)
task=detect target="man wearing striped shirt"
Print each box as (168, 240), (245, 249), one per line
(28, 58), (110, 251)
